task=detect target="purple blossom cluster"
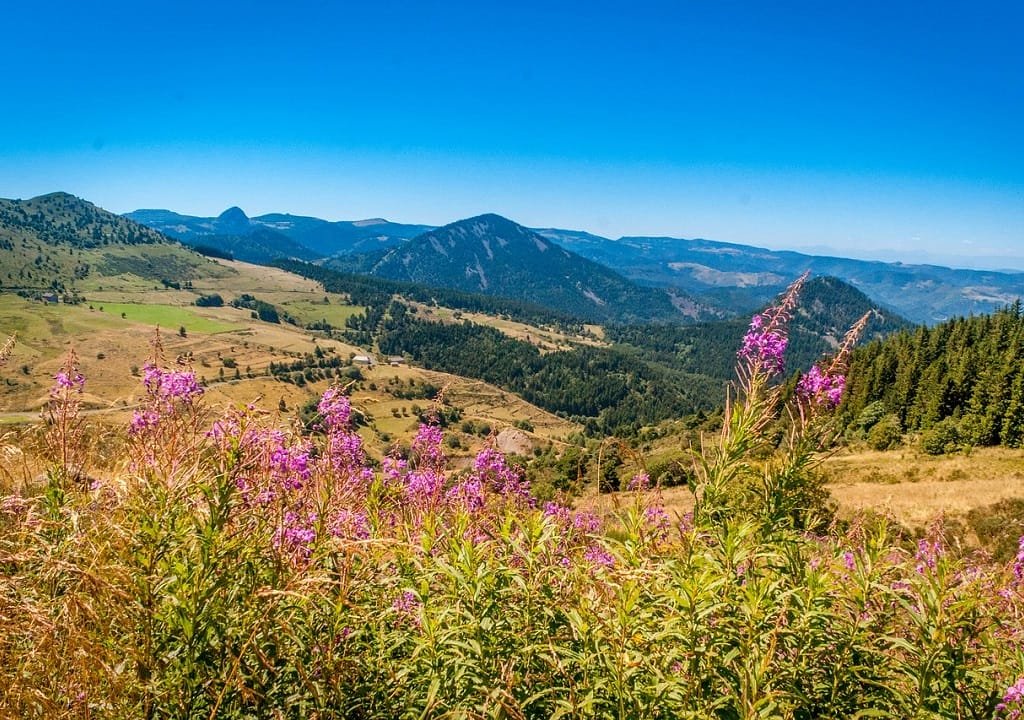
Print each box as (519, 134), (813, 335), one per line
(52, 369), (85, 394)
(644, 505), (671, 537)
(274, 510), (318, 557)
(915, 538), (943, 575)
(583, 545), (615, 568)
(469, 446), (532, 505)
(392, 590), (422, 623)
(738, 313), (788, 375)
(411, 424), (445, 469)
(998, 677), (1024, 720)
(797, 365), (847, 408)
(626, 473), (651, 492)
(543, 502), (602, 535)
(317, 386), (351, 431)
(141, 363), (203, 404)
(329, 509), (371, 540)
(129, 363), (204, 436)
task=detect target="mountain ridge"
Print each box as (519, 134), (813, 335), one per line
(124, 202), (1024, 324)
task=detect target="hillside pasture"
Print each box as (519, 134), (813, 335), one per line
(577, 445), (1024, 539)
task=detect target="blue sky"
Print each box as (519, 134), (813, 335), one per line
(2, 0), (1022, 268)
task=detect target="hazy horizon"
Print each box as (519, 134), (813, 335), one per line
(2, 1), (1021, 271)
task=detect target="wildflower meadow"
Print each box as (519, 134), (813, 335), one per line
(2, 275), (1023, 719)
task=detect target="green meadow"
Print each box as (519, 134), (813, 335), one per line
(94, 302), (239, 334)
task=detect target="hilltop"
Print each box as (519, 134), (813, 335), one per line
(0, 192), (236, 298)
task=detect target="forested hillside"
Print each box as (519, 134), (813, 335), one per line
(841, 303), (1024, 449)
(273, 259), (584, 330)
(378, 302), (722, 434)
(0, 192), (234, 295)
(2, 192), (168, 248)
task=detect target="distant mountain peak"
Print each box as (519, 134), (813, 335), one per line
(215, 206), (251, 234)
(217, 206), (249, 222)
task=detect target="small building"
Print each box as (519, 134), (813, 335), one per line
(388, 355), (406, 366)
(352, 354), (374, 366)
(41, 292), (59, 304)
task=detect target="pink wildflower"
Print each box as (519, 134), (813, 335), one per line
(997, 677), (1024, 719)
(584, 544), (615, 568)
(627, 473), (651, 491)
(738, 313), (788, 375)
(797, 365), (846, 408)
(317, 387), (351, 431)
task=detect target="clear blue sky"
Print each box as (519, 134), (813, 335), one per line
(2, 0), (1022, 268)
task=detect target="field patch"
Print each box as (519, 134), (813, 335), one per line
(95, 303), (239, 334)
(279, 299), (364, 327)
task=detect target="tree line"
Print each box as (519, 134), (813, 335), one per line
(840, 302), (1024, 449)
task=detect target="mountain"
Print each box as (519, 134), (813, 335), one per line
(5, 192), (170, 248)
(369, 214), (707, 324)
(535, 229), (1024, 325)
(126, 207), (433, 257)
(0, 192), (236, 293)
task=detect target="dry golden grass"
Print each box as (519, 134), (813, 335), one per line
(822, 446), (1024, 528)
(576, 445), (1024, 533)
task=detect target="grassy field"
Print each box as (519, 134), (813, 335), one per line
(577, 445), (1024, 537)
(89, 303), (239, 334)
(279, 299), (364, 327)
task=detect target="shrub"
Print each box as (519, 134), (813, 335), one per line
(194, 293), (224, 307)
(921, 417), (961, 455)
(967, 498), (1024, 562)
(867, 413), (903, 450)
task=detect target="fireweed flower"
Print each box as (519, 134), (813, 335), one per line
(997, 677), (1024, 719)
(644, 505), (671, 537)
(411, 424), (445, 469)
(392, 590), (422, 625)
(273, 509), (317, 559)
(584, 544), (615, 568)
(315, 388), (373, 489)
(572, 511), (602, 534)
(738, 313), (788, 375)
(542, 502), (573, 527)
(1010, 535), (1024, 586)
(52, 369), (85, 395)
(141, 362), (203, 404)
(471, 446), (532, 504)
(446, 477), (486, 513)
(329, 509), (371, 540)
(915, 538), (943, 575)
(317, 386), (351, 431)
(403, 469), (444, 505)
(627, 472), (651, 491)
(797, 365), (847, 408)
